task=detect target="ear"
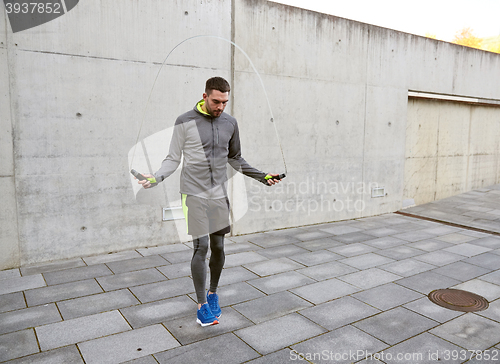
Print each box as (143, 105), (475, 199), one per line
(203, 92), (208, 101)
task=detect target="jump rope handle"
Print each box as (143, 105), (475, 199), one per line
(265, 173), (286, 183)
(130, 169), (157, 184)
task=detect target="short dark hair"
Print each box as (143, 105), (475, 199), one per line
(205, 77), (230, 95)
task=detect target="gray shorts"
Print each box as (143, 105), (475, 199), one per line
(182, 194), (230, 237)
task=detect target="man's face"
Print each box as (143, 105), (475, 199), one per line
(203, 90), (229, 118)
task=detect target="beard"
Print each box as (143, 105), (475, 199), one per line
(205, 102), (222, 117)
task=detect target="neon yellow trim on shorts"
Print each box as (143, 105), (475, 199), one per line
(181, 194), (189, 234)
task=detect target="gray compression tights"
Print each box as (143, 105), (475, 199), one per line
(191, 234), (225, 304)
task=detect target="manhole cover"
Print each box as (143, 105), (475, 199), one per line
(428, 289), (489, 312)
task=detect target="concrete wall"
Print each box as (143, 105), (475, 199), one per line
(230, 0), (500, 235)
(404, 98), (500, 205)
(0, 28), (20, 269)
(1, 0), (500, 268)
(1, 0), (234, 268)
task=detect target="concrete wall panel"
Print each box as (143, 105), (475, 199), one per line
(449, 50), (500, 99)
(0, 35), (19, 269)
(231, 67), (368, 233)
(404, 98), (500, 206)
(436, 102), (471, 158)
(469, 107), (500, 155)
(6, 0), (232, 66)
(362, 158), (405, 216)
(0, 48), (13, 176)
(234, 1), (369, 84)
(468, 154), (499, 191)
(435, 155), (469, 200)
(363, 86), (408, 160)
(405, 99), (439, 159)
(0, 6), (6, 46)
(361, 86), (408, 215)
(9, 49), (230, 177)
(366, 28), (409, 89)
(467, 106), (500, 190)
(406, 42), (500, 99)
(403, 156), (438, 205)
(406, 40), (455, 94)
(3, 0), (232, 267)
(10, 47), (230, 264)
(0, 177), (20, 269)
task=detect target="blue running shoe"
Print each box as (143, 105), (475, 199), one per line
(196, 303), (218, 327)
(207, 292), (221, 318)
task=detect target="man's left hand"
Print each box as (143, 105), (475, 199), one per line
(266, 174), (282, 186)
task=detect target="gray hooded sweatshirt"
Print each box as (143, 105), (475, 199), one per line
(154, 100), (268, 199)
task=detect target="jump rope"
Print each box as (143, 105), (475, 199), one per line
(129, 35), (287, 184)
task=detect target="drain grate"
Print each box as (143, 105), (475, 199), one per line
(428, 289), (489, 312)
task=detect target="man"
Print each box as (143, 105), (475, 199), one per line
(137, 77), (281, 326)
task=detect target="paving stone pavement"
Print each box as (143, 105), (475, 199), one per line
(1, 185), (500, 363)
(402, 184), (500, 235)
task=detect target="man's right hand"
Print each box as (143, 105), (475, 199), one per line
(135, 173), (155, 189)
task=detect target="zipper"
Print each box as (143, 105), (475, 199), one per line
(211, 119), (215, 187)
